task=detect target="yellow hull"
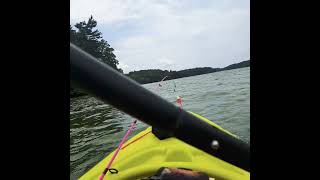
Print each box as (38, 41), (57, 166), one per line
(80, 112), (250, 180)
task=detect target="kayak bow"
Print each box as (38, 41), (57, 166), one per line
(80, 112), (249, 180)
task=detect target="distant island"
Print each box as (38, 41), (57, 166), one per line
(71, 60), (249, 98)
(127, 60), (250, 84)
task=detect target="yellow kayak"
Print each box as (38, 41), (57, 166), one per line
(79, 112), (250, 180)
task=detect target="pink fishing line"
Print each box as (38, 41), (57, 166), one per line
(99, 120), (137, 180)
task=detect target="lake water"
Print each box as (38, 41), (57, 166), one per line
(70, 67), (250, 179)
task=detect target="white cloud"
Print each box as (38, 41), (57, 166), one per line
(71, 0), (250, 73)
(118, 61), (130, 73)
(71, 0), (139, 24)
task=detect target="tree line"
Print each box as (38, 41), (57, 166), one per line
(127, 60), (250, 84)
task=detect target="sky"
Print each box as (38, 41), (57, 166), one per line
(70, 0), (250, 73)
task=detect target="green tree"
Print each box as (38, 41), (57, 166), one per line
(70, 16), (123, 98)
(70, 16), (122, 72)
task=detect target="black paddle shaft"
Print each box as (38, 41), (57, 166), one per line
(70, 43), (250, 172)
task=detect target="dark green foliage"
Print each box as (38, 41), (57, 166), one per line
(70, 16), (122, 72)
(126, 68), (218, 84)
(222, 60), (250, 70)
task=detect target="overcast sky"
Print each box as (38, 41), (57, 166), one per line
(71, 0), (250, 73)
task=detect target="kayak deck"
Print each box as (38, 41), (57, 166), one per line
(79, 113), (250, 180)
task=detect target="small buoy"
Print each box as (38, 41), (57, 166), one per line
(176, 96), (182, 106)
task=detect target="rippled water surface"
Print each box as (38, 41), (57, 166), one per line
(70, 67), (250, 179)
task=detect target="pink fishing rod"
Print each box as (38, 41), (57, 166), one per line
(99, 119), (137, 180)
